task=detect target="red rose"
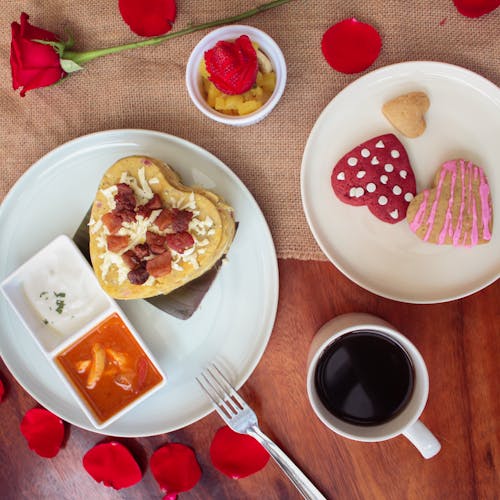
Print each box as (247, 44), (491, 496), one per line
(10, 13), (66, 96)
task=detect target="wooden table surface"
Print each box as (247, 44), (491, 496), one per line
(0, 259), (498, 499)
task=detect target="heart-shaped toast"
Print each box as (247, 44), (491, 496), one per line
(89, 156), (236, 299)
(407, 159), (493, 247)
(331, 134), (417, 223)
(382, 92), (430, 138)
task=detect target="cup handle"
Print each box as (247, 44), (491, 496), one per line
(402, 419), (441, 459)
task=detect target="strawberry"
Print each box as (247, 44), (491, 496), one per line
(204, 34), (258, 95)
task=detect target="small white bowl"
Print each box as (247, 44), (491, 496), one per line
(0, 234), (166, 429)
(186, 25), (287, 126)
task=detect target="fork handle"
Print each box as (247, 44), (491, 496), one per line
(247, 426), (327, 500)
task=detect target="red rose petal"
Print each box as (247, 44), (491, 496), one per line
(210, 426), (270, 479)
(119, 0), (176, 37)
(0, 378), (5, 402)
(20, 408), (65, 458)
(204, 34), (258, 95)
(321, 18), (382, 74)
(83, 441), (142, 490)
(150, 443), (202, 496)
(452, 0), (499, 17)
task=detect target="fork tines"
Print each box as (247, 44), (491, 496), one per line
(196, 364), (246, 420)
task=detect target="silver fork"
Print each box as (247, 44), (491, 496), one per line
(196, 364), (326, 500)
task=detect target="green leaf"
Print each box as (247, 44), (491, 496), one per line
(64, 31), (75, 50)
(60, 58), (84, 73)
(32, 39), (66, 56)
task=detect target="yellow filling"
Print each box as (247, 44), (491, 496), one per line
(199, 58), (276, 116)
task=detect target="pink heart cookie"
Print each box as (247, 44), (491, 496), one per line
(407, 159), (493, 247)
(331, 134), (417, 223)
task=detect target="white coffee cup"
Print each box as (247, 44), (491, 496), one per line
(306, 313), (441, 459)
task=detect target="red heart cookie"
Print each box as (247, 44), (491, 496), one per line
(331, 134), (417, 223)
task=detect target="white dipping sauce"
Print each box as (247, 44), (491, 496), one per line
(22, 246), (108, 337)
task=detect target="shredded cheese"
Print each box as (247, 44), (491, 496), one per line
(101, 185), (118, 210)
(119, 167), (153, 204)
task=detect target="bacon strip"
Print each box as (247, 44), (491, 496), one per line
(146, 252), (172, 277)
(166, 231), (194, 253)
(107, 234), (130, 253)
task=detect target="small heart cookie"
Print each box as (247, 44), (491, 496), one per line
(407, 159), (493, 247)
(382, 91), (430, 138)
(331, 134), (417, 224)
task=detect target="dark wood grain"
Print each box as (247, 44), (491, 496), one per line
(0, 259), (498, 500)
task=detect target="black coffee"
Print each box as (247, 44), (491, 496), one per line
(314, 330), (414, 426)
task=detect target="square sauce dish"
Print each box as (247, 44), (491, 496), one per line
(0, 234), (166, 429)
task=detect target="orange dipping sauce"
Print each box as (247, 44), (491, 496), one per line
(56, 312), (164, 423)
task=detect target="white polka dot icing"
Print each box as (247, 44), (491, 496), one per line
(349, 187), (364, 198)
(392, 185), (402, 195)
(400, 170), (407, 179)
(390, 209), (399, 219)
(356, 170), (366, 179)
(384, 163), (394, 172)
(378, 196), (388, 206)
(380, 175), (388, 184)
(337, 172), (345, 181)
(391, 150), (400, 159)
(371, 156), (379, 165)
(404, 192), (414, 202)
(375, 140), (384, 148)
(347, 157), (358, 167)
(361, 148), (370, 158)
(366, 183), (376, 193)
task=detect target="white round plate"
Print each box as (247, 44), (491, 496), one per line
(0, 129), (279, 436)
(301, 62), (500, 303)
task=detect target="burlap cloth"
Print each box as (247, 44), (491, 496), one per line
(0, 1), (498, 260)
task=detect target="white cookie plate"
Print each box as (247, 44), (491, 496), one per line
(301, 62), (499, 303)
